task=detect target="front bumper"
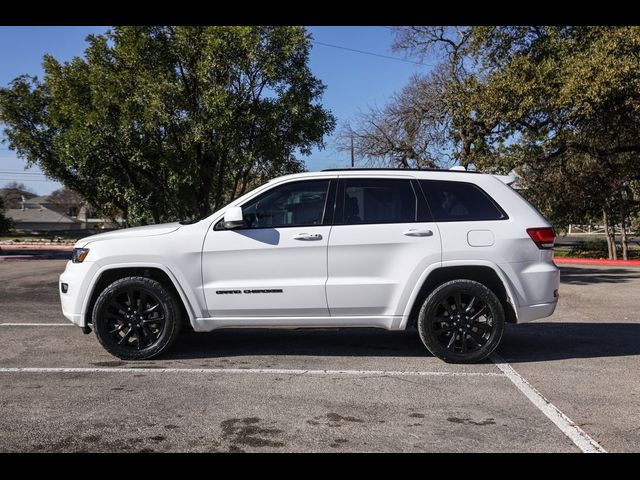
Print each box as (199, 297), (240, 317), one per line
(59, 260), (95, 327)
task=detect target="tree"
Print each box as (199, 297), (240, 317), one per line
(392, 27), (504, 170)
(0, 26), (335, 225)
(3, 181), (31, 192)
(338, 69), (450, 168)
(0, 181), (36, 209)
(341, 27), (505, 170)
(461, 26), (640, 259)
(0, 196), (12, 233)
(48, 187), (85, 217)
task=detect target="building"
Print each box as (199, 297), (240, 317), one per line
(2, 191), (121, 232)
(4, 204), (82, 231)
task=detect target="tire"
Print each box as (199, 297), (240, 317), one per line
(92, 276), (182, 360)
(417, 279), (505, 364)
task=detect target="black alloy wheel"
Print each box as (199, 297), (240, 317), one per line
(92, 276), (182, 360)
(104, 287), (165, 349)
(417, 279), (505, 363)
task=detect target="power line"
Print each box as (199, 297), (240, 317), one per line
(0, 178), (57, 183)
(310, 40), (431, 67)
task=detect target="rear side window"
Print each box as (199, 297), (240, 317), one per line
(343, 179), (417, 224)
(419, 180), (507, 221)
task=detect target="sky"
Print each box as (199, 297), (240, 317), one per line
(0, 26), (435, 195)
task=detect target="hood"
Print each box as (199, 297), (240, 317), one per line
(75, 222), (182, 247)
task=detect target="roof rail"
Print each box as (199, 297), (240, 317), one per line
(320, 167), (480, 174)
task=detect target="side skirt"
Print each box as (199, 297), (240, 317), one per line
(191, 315), (405, 332)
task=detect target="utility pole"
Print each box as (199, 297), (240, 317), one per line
(350, 133), (355, 168)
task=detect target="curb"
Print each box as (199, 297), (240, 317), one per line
(0, 245), (74, 261)
(0, 244), (74, 251)
(554, 257), (640, 267)
(0, 255), (49, 261)
(0, 254), (68, 261)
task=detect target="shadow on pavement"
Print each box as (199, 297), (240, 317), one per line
(499, 322), (640, 363)
(166, 322), (640, 364)
(560, 266), (640, 285)
(166, 328), (431, 360)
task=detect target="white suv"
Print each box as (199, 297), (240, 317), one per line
(59, 169), (559, 363)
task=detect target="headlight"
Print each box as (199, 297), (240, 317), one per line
(71, 248), (90, 263)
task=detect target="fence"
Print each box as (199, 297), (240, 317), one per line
(567, 224), (637, 235)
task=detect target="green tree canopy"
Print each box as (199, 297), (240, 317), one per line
(465, 26), (640, 258)
(0, 26), (335, 225)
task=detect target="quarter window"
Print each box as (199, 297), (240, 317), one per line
(240, 180), (330, 229)
(419, 180), (506, 221)
(342, 179), (417, 224)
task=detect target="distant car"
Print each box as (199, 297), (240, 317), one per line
(59, 168), (559, 363)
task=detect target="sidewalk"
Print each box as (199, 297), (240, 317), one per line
(554, 257), (640, 267)
(0, 244), (74, 251)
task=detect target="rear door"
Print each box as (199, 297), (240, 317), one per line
(326, 176), (442, 316)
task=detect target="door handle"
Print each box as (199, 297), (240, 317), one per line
(403, 229), (433, 237)
(293, 233), (323, 241)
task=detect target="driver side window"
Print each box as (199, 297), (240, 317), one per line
(241, 180), (331, 229)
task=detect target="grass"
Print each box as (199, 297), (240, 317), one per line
(554, 239), (640, 260)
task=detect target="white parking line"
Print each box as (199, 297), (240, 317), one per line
(491, 353), (606, 453)
(0, 367), (503, 377)
(0, 323), (73, 326)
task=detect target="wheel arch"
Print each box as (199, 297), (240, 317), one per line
(403, 262), (518, 329)
(82, 264), (198, 330)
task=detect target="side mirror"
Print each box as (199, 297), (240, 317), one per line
(223, 206), (244, 229)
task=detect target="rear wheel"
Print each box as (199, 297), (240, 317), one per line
(92, 276), (181, 360)
(417, 279), (505, 363)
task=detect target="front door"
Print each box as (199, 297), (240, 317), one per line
(202, 178), (335, 317)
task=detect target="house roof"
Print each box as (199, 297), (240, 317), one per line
(5, 206), (80, 225)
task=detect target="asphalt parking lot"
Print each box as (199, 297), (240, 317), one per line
(1, 260), (639, 452)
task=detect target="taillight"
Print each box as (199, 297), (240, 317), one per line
(527, 227), (556, 249)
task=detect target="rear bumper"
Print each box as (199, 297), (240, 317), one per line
(500, 258), (560, 323)
(516, 299), (558, 323)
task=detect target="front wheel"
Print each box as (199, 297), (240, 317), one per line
(417, 279), (505, 363)
(92, 276), (182, 360)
